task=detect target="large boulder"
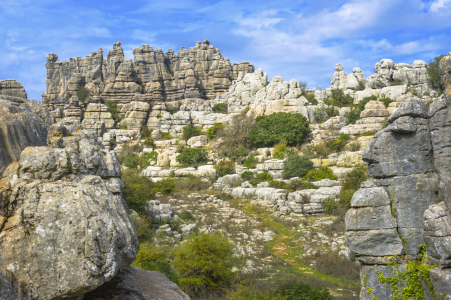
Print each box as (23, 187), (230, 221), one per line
(0, 124), (139, 299)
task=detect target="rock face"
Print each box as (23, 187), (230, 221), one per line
(0, 123), (139, 299)
(340, 100), (388, 135)
(83, 266), (191, 300)
(42, 40), (254, 112)
(345, 53), (451, 299)
(0, 80), (27, 99)
(0, 94), (54, 174)
(331, 64), (347, 89)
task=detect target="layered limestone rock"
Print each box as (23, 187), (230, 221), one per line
(340, 100), (389, 135)
(82, 103), (115, 129)
(0, 95), (54, 174)
(43, 40), (254, 109)
(119, 101), (150, 130)
(0, 79), (27, 99)
(0, 123), (139, 299)
(345, 53), (451, 299)
(212, 69), (317, 122)
(331, 64), (347, 89)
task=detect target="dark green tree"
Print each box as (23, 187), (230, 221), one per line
(427, 53), (447, 93)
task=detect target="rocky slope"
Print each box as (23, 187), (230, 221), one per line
(345, 54), (451, 299)
(0, 123), (139, 299)
(0, 83), (54, 174)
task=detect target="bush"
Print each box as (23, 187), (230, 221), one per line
(226, 284), (286, 300)
(166, 104), (179, 115)
(140, 124), (152, 138)
(273, 141), (288, 159)
(325, 88), (354, 107)
(274, 281), (333, 300)
(159, 130), (174, 140)
(313, 104), (339, 123)
(176, 147), (208, 167)
(171, 232), (236, 292)
(214, 159), (236, 177)
(105, 100), (119, 122)
(152, 178), (177, 195)
(427, 53), (446, 93)
(143, 137), (155, 147)
(212, 103), (228, 113)
(122, 169), (155, 213)
(269, 180), (287, 189)
(180, 210), (195, 221)
(141, 151), (158, 166)
(76, 87), (90, 103)
(123, 152), (140, 169)
(285, 179), (318, 192)
(243, 156), (259, 169)
(217, 111), (255, 159)
(182, 124), (203, 141)
(226, 147), (250, 163)
(344, 107), (361, 125)
(349, 142), (361, 151)
(326, 133), (350, 151)
(250, 112), (310, 148)
(309, 252), (359, 281)
(131, 242), (179, 284)
(249, 170), (273, 186)
(304, 93), (318, 105)
(206, 123), (225, 140)
(241, 171), (255, 181)
(304, 166), (337, 181)
(282, 155), (314, 180)
(380, 97), (395, 108)
(177, 176), (210, 192)
(358, 95), (377, 111)
(361, 130), (377, 136)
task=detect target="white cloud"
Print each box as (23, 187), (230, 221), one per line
(430, 0), (451, 12)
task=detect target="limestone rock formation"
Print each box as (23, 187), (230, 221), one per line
(331, 64), (347, 89)
(340, 100), (388, 135)
(345, 67), (365, 90)
(83, 267), (191, 300)
(0, 95), (54, 174)
(0, 80), (27, 99)
(42, 40), (254, 111)
(345, 53), (451, 299)
(0, 124), (139, 299)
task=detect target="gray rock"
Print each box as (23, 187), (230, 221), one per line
(83, 266), (191, 300)
(387, 97), (428, 123)
(345, 206), (397, 231)
(181, 224), (198, 235)
(346, 228), (403, 257)
(423, 202), (451, 260)
(430, 268), (451, 299)
(350, 186), (390, 207)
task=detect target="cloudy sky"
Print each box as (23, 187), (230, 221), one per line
(1, 0), (451, 100)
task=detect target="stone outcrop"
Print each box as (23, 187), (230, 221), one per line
(331, 64), (347, 90)
(42, 40), (254, 111)
(0, 94), (54, 174)
(83, 267), (190, 300)
(0, 80), (27, 99)
(212, 69), (317, 122)
(345, 53), (451, 299)
(0, 123), (139, 299)
(340, 100), (389, 135)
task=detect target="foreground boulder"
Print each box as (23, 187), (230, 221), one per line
(0, 124), (139, 299)
(83, 266), (190, 300)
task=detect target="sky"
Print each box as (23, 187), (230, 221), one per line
(1, 0), (451, 101)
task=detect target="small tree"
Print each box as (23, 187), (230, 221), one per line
(214, 159), (236, 177)
(282, 155), (314, 179)
(427, 54), (446, 93)
(76, 87), (90, 103)
(171, 232), (236, 292)
(105, 101), (119, 122)
(182, 124), (203, 141)
(176, 147), (208, 166)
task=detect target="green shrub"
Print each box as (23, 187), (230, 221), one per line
(105, 100), (119, 122)
(304, 166), (337, 181)
(427, 53), (446, 93)
(325, 88), (354, 107)
(123, 152), (140, 169)
(176, 147), (208, 167)
(212, 103), (228, 113)
(157, 114), (163, 119)
(152, 178), (177, 195)
(285, 179), (318, 192)
(159, 130), (174, 140)
(269, 180), (287, 189)
(141, 151), (158, 166)
(249, 170), (273, 186)
(243, 156), (259, 169)
(380, 97), (395, 108)
(214, 159), (236, 177)
(344, 107), (361, 125)
(217, 111), (255, 160)
(282, 155), (314, 180)
(358, 95), (377, 111)
(76, 87), (90, 103)
(131, 242), (179, 284)
(361, 130), (377, 136)
(250, 112), (310, 147)
(241, 171), (255, 181)
(143, 137), (155, 147)
(130, 213), (154, 243)
(122, 169), (155, 213)
(273, 141), (288, 159)
(206, 123), (225, 140)
(140, 124), (152, 138)
(182, 124), (203, 141)
(119, 125), (127, 130)
(226, 284), (286, 300)
(327, 133), (350, 151)
(177, 176), (210, 192)
(274, 281), (333, 300)
(171, 232), (236, 292)
(304, 93), (318, 105)
(226, 147), (250, 162)
(349, 142), (361, 151)
(313, 104), (339, 123)
(166, 104), (179, 115)
(180, 210), (195, 221)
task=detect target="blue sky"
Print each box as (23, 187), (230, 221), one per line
(2, 0), (451, 100)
